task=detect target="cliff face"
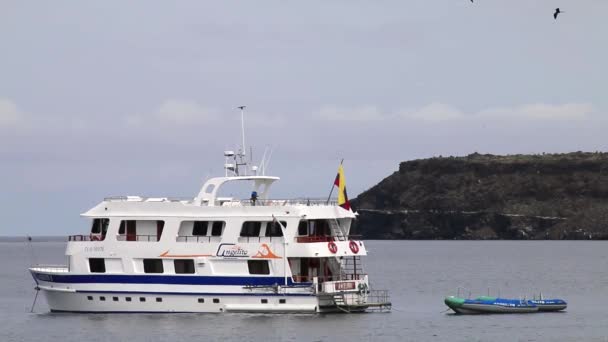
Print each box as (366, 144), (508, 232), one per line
(351, 152), (608, 239)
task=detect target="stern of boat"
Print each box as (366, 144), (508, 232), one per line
(315, 275), (391, 313)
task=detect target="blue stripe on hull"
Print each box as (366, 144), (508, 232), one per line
(33, 272), (309, 287)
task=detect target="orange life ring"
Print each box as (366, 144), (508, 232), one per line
(328, 241), (338, 254)
(349, 240), (360, 254)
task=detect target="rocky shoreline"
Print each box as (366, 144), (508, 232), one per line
(352, 152), (608, 239)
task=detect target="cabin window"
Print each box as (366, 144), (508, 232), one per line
(248, 260), (270, 275)
(177, 220), (225, 240)
(100, 296), (106, 301)
(156, 297), (162, 302)
(87, 296), (93, 301)
(113, 297), (119, 302)
(174, 260), (195, 274)
(156, 221), (165, 241)
(198, 298), (204, 303)
(240, 221), (262, 237)
(265, 221), (285, 237)
(126, 297), (132, 302)
(89, 258), (106, 273)
(143, 259), (164, 273)
(140, 297), (146, 302)
(192, 221), (209, 236)
(261, 299), (268, 304)
(213, 298), (220, 303)
(211, 221), (224, 236)
(118, 220), (133, 235)
(118, 220), (165, 241)
(298, 221), (308, 236)
(91, 218), (110, 235)
(309, 220), (331, 236)
(279, 299), (286, 304)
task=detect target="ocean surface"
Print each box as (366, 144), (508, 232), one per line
(1, 240), (608, 342)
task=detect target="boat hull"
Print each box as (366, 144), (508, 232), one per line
(451, 303), (539, 314)
(528, 300), (568, 312)
(40, 288), (320, 313)
(30, 269), (376, 314)
(445, 296), (539, 314)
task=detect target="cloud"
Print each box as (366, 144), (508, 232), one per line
(315, 105), (383, 121)
(156, 99), (218, 124)
(124, 99), (219, 127)
(314, 102), (596, 123)
(479, 103), (595, 121)
(398, 103), (465, 122)
(397, 102), (596, 122)
(0, 98), (22, 126)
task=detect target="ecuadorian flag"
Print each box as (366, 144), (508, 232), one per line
(333, 164), (351, 210)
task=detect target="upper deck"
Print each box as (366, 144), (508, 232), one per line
(82, 174), (355, 220)
(83, 196), (355, 219)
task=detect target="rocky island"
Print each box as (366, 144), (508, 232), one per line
(352, 152), (608, 239)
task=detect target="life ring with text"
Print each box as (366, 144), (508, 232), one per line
(328, 241), (338, 254)
(349, 240), (360, 254)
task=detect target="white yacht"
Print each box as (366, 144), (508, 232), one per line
(29, 110), (391, 313)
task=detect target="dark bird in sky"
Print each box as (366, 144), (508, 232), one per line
(554, 8), (562, 20)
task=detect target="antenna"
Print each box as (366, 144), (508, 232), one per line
(264, 146), (274, 175)
(258, 147), (268, 176)
(238, 106), (246, 160)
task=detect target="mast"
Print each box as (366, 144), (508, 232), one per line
(238, 105), (246, 162)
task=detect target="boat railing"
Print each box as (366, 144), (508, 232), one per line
(295, 234), (363, 243)
(237, 236), (284, 243)
(340, 273), (367, 281)
(316, 274), (366, 282)
(30, 265), (69, 273)
(68, 234), (105, 242)
(455, 286), (504, 299)
(295, 236), (335, 243)
(294, 274), (368, 287)
(116, 234), (161, 242)
(238, 199), (338, 207)
(176, 235), (221, 243)
(104, 196), (192, 203)
(102, 196), (340, 207)
(362, 290), (392, 311)
(301, 274), (367, 287)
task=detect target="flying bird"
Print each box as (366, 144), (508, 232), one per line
(554, 8), (562, 20)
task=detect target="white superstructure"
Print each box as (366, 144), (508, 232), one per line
(29, 110), (390, 313)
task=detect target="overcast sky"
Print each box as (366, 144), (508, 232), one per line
(1, 1), (607, 235)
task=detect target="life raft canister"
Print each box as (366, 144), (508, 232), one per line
(328, 241), (338, 254)
(349, 240), (360, 254)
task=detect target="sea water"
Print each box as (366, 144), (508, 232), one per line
(1, 240), (607, 342)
